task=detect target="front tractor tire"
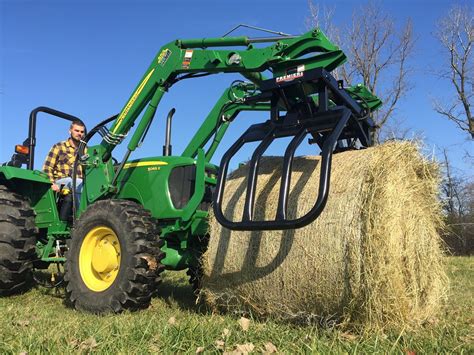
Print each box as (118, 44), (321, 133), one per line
(65, 200), (164, 313)
(0, 185), (37, 296)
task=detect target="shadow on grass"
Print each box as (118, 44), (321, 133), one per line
(32, 269), (212, 315)
(154, 275), (212, 315)
(32, 270), (66, 299)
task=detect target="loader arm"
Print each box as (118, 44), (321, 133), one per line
(81, 28), (381, 226)
(99, 29), (345, 156)
(82, 29), (349, 199)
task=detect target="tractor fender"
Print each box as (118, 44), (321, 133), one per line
(0, 166), (59, 228)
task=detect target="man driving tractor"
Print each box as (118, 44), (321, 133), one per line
(42, 120), (86, 203)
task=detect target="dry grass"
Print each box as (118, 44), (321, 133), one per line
(0, 257), (471, 353)
(202, 142), (448, 329)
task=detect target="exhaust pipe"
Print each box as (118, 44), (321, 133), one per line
(163, 108), (176, 156)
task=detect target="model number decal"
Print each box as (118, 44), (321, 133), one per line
(158, 48), (172, 66)
(123, 161), (168, 169)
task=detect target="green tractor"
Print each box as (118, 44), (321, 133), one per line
(0, 28), (381, 313)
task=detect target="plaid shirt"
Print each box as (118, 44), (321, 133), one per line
(42, 139), (83, 182)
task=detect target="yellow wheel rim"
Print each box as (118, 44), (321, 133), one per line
(79, 226), (121, 292)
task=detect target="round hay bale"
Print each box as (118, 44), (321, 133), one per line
(201, 141), (448, 328)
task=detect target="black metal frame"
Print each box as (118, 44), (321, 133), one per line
(212, 68), (374, 231)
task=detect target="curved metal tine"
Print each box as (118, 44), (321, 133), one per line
(242, 127), (276, 222)
(276, 128), (307, 220)
(293, 108), (352, 227)
(213, 135), (248, 220)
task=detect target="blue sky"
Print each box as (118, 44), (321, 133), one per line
(1, 0), (472, 177)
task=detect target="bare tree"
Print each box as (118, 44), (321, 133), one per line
(305, 2), (339, 43)
(442, 149), (466, 216)
(440, 149), (474, 254)
(434, 4), (474, 138)
(306, 1), (415, 142)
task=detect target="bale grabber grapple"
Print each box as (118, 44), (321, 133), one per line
(0, 27), (381, 312)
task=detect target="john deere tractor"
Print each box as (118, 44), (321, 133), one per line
(0, 27), (381, 313)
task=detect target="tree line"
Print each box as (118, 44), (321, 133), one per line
(307, 1), (473, 254)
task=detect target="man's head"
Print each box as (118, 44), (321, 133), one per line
(69, 120), (86, 144)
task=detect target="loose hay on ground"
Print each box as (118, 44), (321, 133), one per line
(201, 141), (448, 329)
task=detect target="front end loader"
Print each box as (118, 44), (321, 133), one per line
(0, 27), (381, 312)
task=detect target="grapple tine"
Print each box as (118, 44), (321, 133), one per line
(299, 107), (352, 226)
(213, 134), (247, 220)
(243, 128), (276, 222)
(276, 128), (307, 220)
(213, 67), (379, 231)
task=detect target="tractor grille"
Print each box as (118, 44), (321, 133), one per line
(168, 165), (196, 209)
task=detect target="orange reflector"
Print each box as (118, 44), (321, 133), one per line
(15, 145), (29, 154)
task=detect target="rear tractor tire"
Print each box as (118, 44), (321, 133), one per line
(65, 199), (165, 313)
(0, 185), (37, 296)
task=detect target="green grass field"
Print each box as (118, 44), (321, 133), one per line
(0, 256), (472, 354)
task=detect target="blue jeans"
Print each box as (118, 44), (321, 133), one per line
(55, 177), (83, 209)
